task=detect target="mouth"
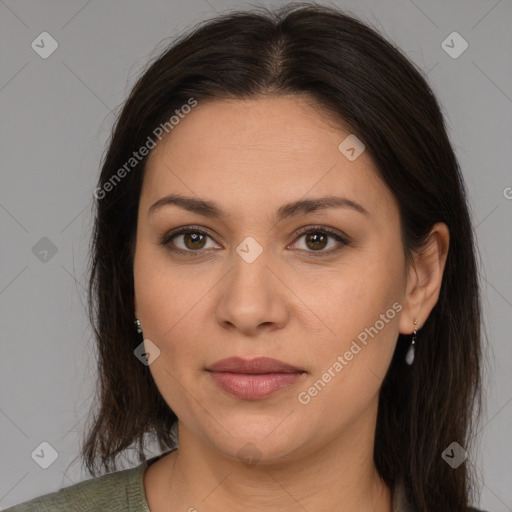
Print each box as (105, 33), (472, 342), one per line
(206, 356), (306, 400)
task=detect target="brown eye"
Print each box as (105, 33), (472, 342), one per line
(159, 225), (349, 258)
(159, 227), (219, 255)
(182, 232), (207, 250)
(290, 226), (349, 256)
(304, 232), (329, 251)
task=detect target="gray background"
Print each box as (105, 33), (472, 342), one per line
(1, 0), (511, 510)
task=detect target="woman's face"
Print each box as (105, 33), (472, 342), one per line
(133, 95), (413, 463)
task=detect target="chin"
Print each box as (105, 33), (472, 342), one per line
(201, 415), (311, 466)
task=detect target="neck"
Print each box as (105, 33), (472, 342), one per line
(152, 405), (392, 512)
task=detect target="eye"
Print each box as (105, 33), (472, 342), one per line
(158, 224), (350, 257)
(158, 226), (219, 256)
(289, 225), (349, 256)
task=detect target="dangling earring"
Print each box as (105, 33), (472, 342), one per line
(405, 318), (418, 365)
(134, 318), (144, 344)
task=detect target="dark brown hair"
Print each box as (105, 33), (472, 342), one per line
(82, 3), (483, 510)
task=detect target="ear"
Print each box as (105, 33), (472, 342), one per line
(398, 222), (450, 334)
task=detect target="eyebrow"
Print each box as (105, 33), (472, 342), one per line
(148, 193), (369, 221)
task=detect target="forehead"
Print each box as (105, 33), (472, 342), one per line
(142, 95), (398, 222)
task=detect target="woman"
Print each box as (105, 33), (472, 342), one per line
(5, 3), (486, 511)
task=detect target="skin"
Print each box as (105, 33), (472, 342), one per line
(133, 95), (449, 512)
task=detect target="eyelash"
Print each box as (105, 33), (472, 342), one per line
(158, 224), (350, 258)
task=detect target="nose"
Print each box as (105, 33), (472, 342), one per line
(215, 248), (290, 336)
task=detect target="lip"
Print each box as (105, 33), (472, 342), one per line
(207, 356), (302, 374)
(206, 357), (305, 400)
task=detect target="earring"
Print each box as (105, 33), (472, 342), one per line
(405, 318), (418, 366)
(134, 318), (144, 344)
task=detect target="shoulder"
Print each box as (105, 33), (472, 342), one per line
(3, 461), (150, 512)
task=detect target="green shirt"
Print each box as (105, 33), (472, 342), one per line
(3, 452), (481, 511)
(3, 455), (154, 512)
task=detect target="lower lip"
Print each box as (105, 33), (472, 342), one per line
(208, 371), (304, 400)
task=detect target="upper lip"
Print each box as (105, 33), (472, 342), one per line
(207, 356), (303, 374)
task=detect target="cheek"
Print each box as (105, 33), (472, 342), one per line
(134, 265), (210, 418)
(292, 249), (403, 343)
(293, 249), (403, 397)
(134, 238), (212, 343)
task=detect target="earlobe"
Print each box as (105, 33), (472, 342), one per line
(399, 222), (450, 334)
